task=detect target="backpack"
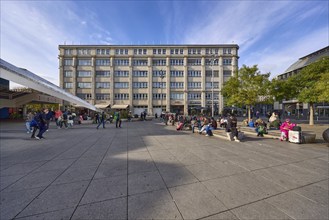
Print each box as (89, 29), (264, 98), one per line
(292, 126), (301, 132)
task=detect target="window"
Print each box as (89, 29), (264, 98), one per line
(223, 70), (232, 82)
(188, 82), (201, 88)
(152, 82), (166, 88)
(64, 49), (73, 55)
(96, 82), (110, 88)
(134, 48), (147, 55)
(96, 71), (110, 77)
(187, 59), (201, 66)
(170, 82), (184, 89)
(133, 71), (148, 77)
(205, 59), (219, 66)
(206, 48), (219, 54)
(153, 70), (166, 77)
(206, 92), (219, 100)
(64, 59), (72, 66)
(115, 49), (128, 55)
(170, 93), (184, 100)
(188, 93), (201, 100)
(133, 93), (148, 100)
(78, 49), (91, 55)
(206, 82), (219, 89)
(77, 93), (92, 99)
(152, 93), (166, 100)
(64, 71), (72, 77)
(78, 59), (92, 66)
(96, 59), (110, 66)
(223, 48), (232, 54)
(170, 70), (184, 77)
(188, 48), (201, 55)
(114, 71), (129, 77)
(153, 48), (166, 55)
(170, 48), (183, 55)
(114, 82), (129, 88)
(133, 82), (148, 88)
(64, 82), (73, 88)
(170, 59), (184, 66)
(206, 70), (219, 77)
(223, 59), (232, 65)
(133, 59), (148, 66)
(77, 82), (91, 88)
(114, 59), (129, 66)
(77, 71), (91, 77)
(96, 93), (110, 100)
(188, 70), (201, 77)
(114, 93), (129, 100)
(96, 49), (110, 55)
(152, 59), (166, 66)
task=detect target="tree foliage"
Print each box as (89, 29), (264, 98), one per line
(286, 56), (329, 125)
(316, 71), (329, 102)
(221, 64), (271, 119)
(269, 78), (296, 101)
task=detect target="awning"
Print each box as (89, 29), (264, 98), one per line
(95, 103), (111, 109)
(111, 104), (129, 109)
(0, 59), (99, 112)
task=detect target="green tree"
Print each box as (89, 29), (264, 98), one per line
(268, 78), (296, 102)
(221, 65), (271, 120)
(289, 56), (329, 125)
(315, 71), (329, 102)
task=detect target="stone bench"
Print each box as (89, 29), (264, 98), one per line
(302, 132), (316, 143)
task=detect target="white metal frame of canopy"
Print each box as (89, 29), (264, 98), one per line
(0, 59), (99, 112)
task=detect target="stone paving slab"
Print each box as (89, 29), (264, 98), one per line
(1, 120), (328, 220)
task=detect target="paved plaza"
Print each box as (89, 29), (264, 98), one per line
(1, 120), (328, 220)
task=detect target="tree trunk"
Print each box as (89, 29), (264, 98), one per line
(248, 105), (251, 121)
(309, 103), (314, 125)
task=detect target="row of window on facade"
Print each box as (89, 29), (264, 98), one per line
(66, 82), (220, 89)
(64, 48), (233, 56)
(79, 93), (219, 100)
(64, 70), (232, 78)
(63, 58), (232, 66)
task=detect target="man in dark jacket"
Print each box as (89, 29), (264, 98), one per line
(226, 113), (240, 142)
(96, 112), (106, 129)
(36, 108), (48, 139)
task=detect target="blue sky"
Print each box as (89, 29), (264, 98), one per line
(1, 0), (328, 87)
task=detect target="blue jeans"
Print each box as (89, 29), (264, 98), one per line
(37, 124), (47, 138)
(26, 121), (31, 132)
(206, 126), (213, 136)
(97, 120), (105, 129)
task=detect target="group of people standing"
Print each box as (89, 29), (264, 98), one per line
(96, 110), (122, 129)
(25, 108), (82, 140)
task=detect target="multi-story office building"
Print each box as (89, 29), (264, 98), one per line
(58, 44), (239, 116)
(275, 46), (329, 118)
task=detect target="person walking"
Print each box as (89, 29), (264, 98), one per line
(45, 109), (53, 131)
(25, 111), (34, 133)
(54, 109), (62, 128)
(96, 112), (106, 129)
(114, 110), (121, 128)
(60, 110), (69, 129)
(35, 108), (48, 139)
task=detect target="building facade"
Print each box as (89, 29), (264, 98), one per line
(275, 46), (329, 118)
(58, 44), (239, 116)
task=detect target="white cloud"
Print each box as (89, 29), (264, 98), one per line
(0, 1), (114, 87)
(252, 27), (329, 78)
(179, 1), (328, 77)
